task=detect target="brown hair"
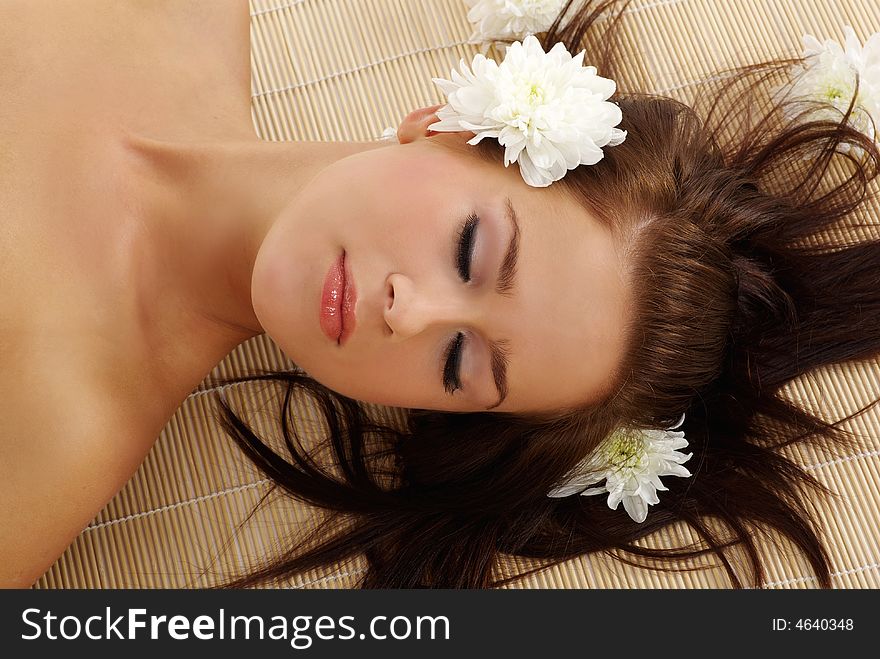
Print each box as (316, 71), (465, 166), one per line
(208, 0), (880, 588)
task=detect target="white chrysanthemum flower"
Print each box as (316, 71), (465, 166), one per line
(547, 413), (693, 524)
(379, 126), (398, 141)
(781, 26), (880, 149)
(430, 34), (627, 187)
(464, 0), (568, 43)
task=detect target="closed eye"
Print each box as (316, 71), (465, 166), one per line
(456, 211), (479, 282)
(443, 331), (466, 395)
(443, 211), (479, 393)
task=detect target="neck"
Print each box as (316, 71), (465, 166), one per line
(119, 131), (390, 402)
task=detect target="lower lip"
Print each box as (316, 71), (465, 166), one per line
(319, 251), (357, 345)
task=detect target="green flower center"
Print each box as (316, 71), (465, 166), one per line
(602, 428), (645, 471)
(528, 83), (545, 105)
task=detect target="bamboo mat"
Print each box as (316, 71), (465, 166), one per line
(34, 0), (879, 589)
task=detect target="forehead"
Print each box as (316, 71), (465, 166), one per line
(497, 184), (631, 413)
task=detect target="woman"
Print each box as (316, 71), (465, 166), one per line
(213, 1), (880, 588)
(2, 0), (878, 588)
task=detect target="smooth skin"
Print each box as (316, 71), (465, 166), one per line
(0, 0), (630, 586)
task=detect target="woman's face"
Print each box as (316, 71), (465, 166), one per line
(252, 111), (631, 415)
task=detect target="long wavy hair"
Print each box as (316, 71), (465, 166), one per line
(207, 0), (880, 588)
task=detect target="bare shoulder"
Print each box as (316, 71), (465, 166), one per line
(0, 356), (160, 588)
(0, 0), (254, 142)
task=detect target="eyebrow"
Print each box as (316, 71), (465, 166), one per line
(484, 197), (520, 411)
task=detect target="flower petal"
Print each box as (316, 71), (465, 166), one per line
(547, 482), (587, 498)
(622, 495), (649, 523)
(607, 486), (625, 510)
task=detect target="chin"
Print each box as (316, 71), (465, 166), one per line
(251, 241), (311, 348)
(250, 236), (281, 329)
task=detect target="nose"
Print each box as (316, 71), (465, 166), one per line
(383, 272), (478, 341)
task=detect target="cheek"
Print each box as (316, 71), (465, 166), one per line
(365, 157), (458, 256)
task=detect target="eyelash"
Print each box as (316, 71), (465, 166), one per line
(443, 212), (479, 395)
(456, 212), (479, 283)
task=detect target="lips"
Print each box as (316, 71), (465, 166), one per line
(319, 251), (357, 345)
